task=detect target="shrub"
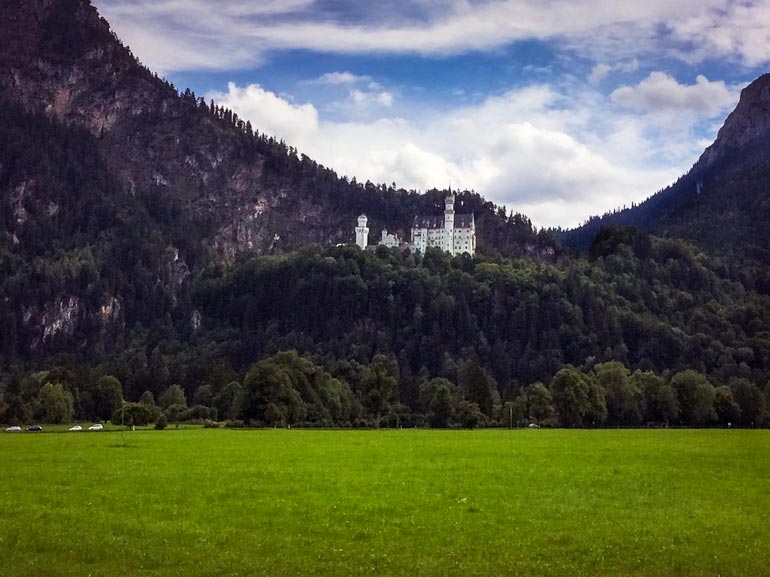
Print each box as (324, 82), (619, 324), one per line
(155, 414), (167, 430)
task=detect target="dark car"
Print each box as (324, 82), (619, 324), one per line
(26, 425), (42, 432)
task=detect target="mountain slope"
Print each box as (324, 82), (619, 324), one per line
(0, 0), (552, 361)
(560, 73), (770, 257)
(0, 0), (551, 261)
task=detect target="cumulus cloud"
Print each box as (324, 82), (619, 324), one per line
(207, 83), (319, 146)
(97, 0), (770, 72)
(611, 72), (738, 116)
(209, 80), (706, 228)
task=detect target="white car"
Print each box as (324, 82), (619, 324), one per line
(68, 425), (83, 432)
(88, 423), (104, 431)
(5, 426), (21, 432)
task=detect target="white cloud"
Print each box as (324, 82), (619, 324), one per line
(588, 59), (638, 84)
(611, 72), (738, 116)
(208, 80), (711, 228)
(588, 64), (612, 85)
(207, 83), (319, 146)
(97, 0), (770, 72)
(349, 88), (394, 108)
(309, 71), (372, 85)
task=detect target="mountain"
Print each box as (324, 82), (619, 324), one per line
(0, 0), (551, 359)
(560, 73), (770, 265)
(0, 0), (550, 258)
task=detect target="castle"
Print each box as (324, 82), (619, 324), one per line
(355, 194), (476, 256)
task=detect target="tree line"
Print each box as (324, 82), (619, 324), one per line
(2, 352), (767, 429)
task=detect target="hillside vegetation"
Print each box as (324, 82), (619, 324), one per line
(3, 231), (769, 428)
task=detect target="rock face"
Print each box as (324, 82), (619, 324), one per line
(0, 0), (344, 262)
(697, 73), (770, 173)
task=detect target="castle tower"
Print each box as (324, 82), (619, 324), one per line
(355, 214), (369, 250)
(444, 194), (455, 254)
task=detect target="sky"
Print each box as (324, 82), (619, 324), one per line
(94, 0), (770, 229)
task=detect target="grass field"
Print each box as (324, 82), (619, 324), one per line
(0, 429), (768, 577)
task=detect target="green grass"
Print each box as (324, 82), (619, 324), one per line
(0, 429), (767, 577)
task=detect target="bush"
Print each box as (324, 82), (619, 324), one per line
(155, 414), (167, 430)
(203, 419), (219, 429)
(225, 419), (245, 429)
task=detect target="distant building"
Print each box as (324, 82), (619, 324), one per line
(355, 214), (369, 250)
(380, 229), (400, 248)
(352, 194), (476, 256)
(411, 194), (475, 256)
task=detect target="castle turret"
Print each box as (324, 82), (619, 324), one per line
(355, 214), (369, 250)
(444, 194), (455, 254)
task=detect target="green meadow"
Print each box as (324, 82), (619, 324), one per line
(0, 429), (768, 577)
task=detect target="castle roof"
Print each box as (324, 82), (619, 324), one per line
(413, 215), (444, 229)
(412, 213), (474, 229)
(455, 213), (474, 228)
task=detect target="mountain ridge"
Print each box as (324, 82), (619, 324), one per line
(559, 73), (770, 257)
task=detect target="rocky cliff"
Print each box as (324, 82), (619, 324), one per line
(698, 73), (770, 171)
(0, 0), (339, 262)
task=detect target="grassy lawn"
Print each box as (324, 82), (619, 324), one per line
(0, 429), (767, 576)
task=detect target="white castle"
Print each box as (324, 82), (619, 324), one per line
(354, 194), (476, 256)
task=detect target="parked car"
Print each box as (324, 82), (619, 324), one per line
(5, 426), (21, 432)
(68, 425), (83, 432)
(88, 423), (104, 431)
(26, 425), (42, 432)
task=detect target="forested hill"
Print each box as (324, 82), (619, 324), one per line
(559, 73), (770, 262)
(3, 239), (770, 428)
(0, 0), (551, 363)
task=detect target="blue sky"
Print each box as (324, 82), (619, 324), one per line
(95, 0), (770, 228)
